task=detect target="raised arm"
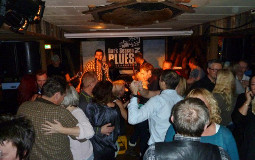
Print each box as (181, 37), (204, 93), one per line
(131, 80), (160, 99)
(115, 99), (128, 120)
(238, 88), (253, 116)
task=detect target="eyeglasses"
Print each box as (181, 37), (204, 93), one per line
(209, 68), (221, 72)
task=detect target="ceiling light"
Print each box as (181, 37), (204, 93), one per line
(82, 1), (194, 26)
(64, 30), (193, 38)
(89, 28), (173, 31)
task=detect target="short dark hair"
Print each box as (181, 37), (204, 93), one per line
(35, 70), (47, 76)
(92, 81), (114, 105)
(41, 76), (67, 97)
(172, 98), (209, 137)
(160, 70), (180, 89)
(140, 63), (154, 72)
(207, 59), (222, 68)
(94, 49), (104, 56)
(0, 115), (35, 160)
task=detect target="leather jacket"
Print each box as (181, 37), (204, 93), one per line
(155, 140), (222, 160)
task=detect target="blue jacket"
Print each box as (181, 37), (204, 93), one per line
(85, 102), (120, 160)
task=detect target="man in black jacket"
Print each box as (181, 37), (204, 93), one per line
(143, 98), (230, 160)
(190, 59), (222, 92)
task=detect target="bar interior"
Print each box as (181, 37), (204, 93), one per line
(1, 0), (255, 160)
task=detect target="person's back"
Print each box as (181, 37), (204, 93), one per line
(17, 76), (78, 160)
(18, 98), (78, 160)
(129, 70), (183, 145)
(145, 89), (183, 144)
(78, 72), (98, 112)
(85, 81), (120, 160)
(143, 98), (230, 160)
(86, 102), (120, 150)
(155, 140), (222, 160)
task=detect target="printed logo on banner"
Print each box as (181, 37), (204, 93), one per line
(106, 37), (142, 70)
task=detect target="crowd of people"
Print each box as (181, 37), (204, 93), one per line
(1, 49), (255, 160)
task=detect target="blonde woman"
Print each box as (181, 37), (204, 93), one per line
(112, 80), (128, 136)
(213, 69), (235, 126)
(165, 88), (239, 160)
(175, 76), (187, 97)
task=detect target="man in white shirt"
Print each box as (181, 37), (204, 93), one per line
(128, 70), (183, 145)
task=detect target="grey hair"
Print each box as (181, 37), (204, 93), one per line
(207, 59), (222, 68)
(61, 86), (79, 107)
(172, 98), (210, 137)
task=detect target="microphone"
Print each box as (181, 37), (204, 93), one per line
(96, 58), (102, 64)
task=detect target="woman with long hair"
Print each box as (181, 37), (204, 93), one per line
(165, 88), (239, 160)
(176, 76), (187, 97)
(85, 81), (120, 160)
(212, 69), (235, 126)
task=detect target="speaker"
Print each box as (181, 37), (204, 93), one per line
(0, 41), (41, 77)
(0, 41), (41, 114)
(17, 41), (41, 75)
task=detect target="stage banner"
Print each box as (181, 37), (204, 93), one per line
(105, 37), (142, 70)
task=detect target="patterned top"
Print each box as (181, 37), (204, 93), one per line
(83, 60), (111, 82)
(17, 98), (78, 160)
(143, 134), (230, 160)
